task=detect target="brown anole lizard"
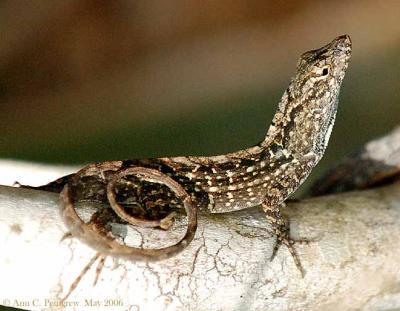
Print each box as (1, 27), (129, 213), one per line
(22, 35), (352, 276)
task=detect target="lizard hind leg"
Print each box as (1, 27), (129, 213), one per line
(61, 166), (198, 262)
(262, 202), (307, 277)
(107, 168), (177, 230)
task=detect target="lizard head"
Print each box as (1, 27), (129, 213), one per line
(302, 35), (352, 156)
(295, 34), (352, 98)
(267, 35), (352, 159)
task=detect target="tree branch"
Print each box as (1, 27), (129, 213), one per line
(0, 162), (399, 310)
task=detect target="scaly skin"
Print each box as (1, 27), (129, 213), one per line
(24, 35), (352, 276)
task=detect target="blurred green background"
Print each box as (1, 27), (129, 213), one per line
(0, 1), (399, 192)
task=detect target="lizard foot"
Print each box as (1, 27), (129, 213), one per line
(262, 202), (309, 277)
(269, 225), (310, 278)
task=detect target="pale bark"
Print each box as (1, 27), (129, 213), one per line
(0, 161), (399, 310)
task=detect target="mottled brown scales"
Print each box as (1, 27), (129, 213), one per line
(24, 35), (352, 276)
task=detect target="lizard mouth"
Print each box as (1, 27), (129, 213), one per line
(300, 34), (352, 62)
(331, 34), (352, 62)
(319, 34), (352, 55)
(334, 34), (352, 50)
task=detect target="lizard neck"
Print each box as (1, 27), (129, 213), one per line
(259, 86), (339, 162)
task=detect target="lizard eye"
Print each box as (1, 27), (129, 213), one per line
(311, 65), (330, 81)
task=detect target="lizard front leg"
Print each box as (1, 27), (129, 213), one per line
(262, 201), (306, 277)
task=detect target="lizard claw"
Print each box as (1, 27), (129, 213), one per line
(270, 233), (307, 278)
